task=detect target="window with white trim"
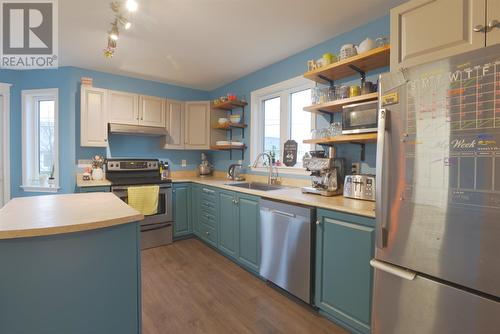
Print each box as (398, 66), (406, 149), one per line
(251, 76), (315, 173)
(22, 89), (59, 192)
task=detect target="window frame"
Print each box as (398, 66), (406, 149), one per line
(250, 76), (315, 175)
(21, 88), (60, 192)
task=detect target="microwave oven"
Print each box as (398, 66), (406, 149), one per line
(342, 100), (378, 134)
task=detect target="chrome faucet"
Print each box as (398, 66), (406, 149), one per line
(252, 152), (278, 185)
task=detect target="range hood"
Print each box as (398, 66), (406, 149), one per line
(109, 123), (168, 136)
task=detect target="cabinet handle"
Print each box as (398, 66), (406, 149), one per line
(488, 19), (500, 30)
(473, 24), (486, 32)
(234, 200), (239, 205)
(316, 220), (321, 225)
(206, 231), (210, 236)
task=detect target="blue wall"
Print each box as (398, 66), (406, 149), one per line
(1, 67), (208, 198)
(209, 16), (389, 175)
(1, 15), (388, 198)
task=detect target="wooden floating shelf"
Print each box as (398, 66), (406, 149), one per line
(303, 45), (390, 85)
(303, 93), (378, 114)
(211, 100), (248, 111)
(213, 123), (248, 130)
(210, 145), (246, 150)
(303, 133), (378, 145)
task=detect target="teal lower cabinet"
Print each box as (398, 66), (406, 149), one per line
(76, 186), (111, 193)
(191, 184), (202, 237)
(236, 193), (260, 272)
(218, 190), (238, 258)
(213, 189), (261, 272)
(315, 209), (375, 334)
(173, 183), (192, 238)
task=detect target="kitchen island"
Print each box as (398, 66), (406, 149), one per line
(0, 193), (144, 334)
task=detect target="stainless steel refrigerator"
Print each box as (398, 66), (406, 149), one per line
(371, 44), (500, 333)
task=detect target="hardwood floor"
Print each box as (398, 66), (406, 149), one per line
(141, 238), (347, 334)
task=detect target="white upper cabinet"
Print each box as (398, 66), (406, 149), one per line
(184, 101), (210, 150)
(139, 95), (165, 128)
(81, 86), (108, 147)
(391, 0), (486, 69)
(487, 0), (500, 46)
(108, 90), (139, 125)
(163, 99), (185, 149)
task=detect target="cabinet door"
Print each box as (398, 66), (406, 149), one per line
(108, 90), (139, 125)
(390, 0), (486, 70)
(191, 184), (201, 237)
(236, 193), (260, 272)
(139, 95), (165, 127)
(80, 86), (108, 147)
(184, 101), (210, 149)
(173, 184), (192, 238)
(218, 190), (237, 258)
(315, 211), (375, 334)
(163, 99), (185, 149)
(487, 0), (500, 46)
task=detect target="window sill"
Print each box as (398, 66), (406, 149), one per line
(250, 166), (309, 176)
(21, 185), (60, 193)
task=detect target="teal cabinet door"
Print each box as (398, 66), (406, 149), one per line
(173, 183), (192, 238)
(191, 184), (201, 237)
(315, 209), (375, 334)
(218, 190), (237, 258)
(236, 193), (260, 272)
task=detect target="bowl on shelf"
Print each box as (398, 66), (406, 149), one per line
(216, 141), (231, 146)
(218, 118), (229, 126)
(231, 141), (244, 147)
(229, 115), (241, 124)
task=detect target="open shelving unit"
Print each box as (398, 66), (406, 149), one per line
(303, 92), (378, 114)
(302, 45), (389, 160)
(303, 133), (377, 145)
(303, 45), (390, 85)
(211, 99), (248, 159)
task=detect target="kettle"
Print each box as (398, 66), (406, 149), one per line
(228, 164), (245, 181)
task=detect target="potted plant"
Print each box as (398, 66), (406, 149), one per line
(91, 155), (105, 181)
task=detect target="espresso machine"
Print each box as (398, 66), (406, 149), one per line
(301, 147), (345, 197)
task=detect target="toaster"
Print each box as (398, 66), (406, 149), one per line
(343, 174), (376, 201)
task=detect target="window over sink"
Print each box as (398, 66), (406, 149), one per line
(21, 89), (59, 192)
(251, 76), (315, 174)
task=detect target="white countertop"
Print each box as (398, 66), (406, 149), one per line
(0, 193), (144, 240)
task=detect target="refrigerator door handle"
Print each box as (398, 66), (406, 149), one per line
(370, 259), (416, 281)
(376, 107), (390, 248)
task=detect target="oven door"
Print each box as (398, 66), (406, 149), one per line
(111, 184), (173, 226)
(342, 100), (379, 134)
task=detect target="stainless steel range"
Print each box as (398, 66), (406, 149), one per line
(106, 159), (173, 249)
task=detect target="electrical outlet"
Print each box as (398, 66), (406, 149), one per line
(351, 162), (361, 174)
(181, 160), (187, 167)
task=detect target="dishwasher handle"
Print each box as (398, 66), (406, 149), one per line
(261, 207), (296, 218)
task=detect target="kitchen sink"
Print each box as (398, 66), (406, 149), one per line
(225, 182), (284, 191)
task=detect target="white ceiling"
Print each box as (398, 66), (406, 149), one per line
(59, 0), (404, 91)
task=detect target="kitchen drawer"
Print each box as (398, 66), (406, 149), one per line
(199, 221), (217, 247)
(201, 187), (216, 199)
(201, 200), (216, 213)
(200, 210), (216, 227)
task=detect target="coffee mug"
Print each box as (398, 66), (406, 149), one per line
(322, 53), (335, 65)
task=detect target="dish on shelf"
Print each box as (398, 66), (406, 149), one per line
(218, 118), (229, 125)
(216, 141), (231, 146)
(229, 115), (241, 123)
(230, 142), (244, 147)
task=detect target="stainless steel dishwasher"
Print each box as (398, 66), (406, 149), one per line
(259, 199), (315, 303)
